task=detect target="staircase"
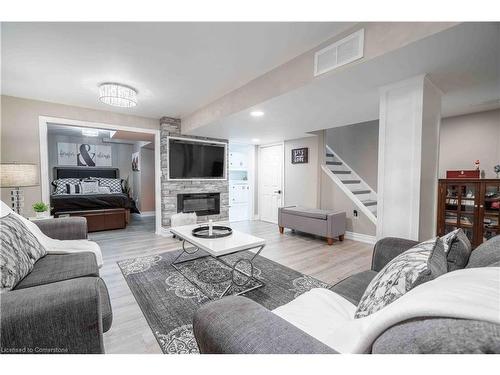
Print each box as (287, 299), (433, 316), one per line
(322, 145), (377, 225)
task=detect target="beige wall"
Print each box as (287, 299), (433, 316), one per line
(140, 147), (155, 212)
(440, 109), (500, 178)
(326, 120), (379, 190)
(1, 95), (159, 216)
(284, 136), (321, 208)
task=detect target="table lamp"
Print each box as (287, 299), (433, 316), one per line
(0, 163), (39, 214)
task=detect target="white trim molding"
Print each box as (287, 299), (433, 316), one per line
(344, 231), (376, 245)
(38, 116), (162, 235)
(132, 211), (156, 217)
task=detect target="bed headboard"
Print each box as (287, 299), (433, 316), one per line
(53, 167), (120, 180)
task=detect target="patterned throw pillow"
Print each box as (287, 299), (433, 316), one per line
(0, 213), (47, 292)
(65, 182), (82, 194)
(98, 178), (123, 193)
(441, 229), (459, 253)
(52, 178), (81, 194)
(354, 237), (447, 318)
(81, 179), (100, 194)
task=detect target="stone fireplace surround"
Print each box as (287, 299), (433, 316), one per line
(160, 117), (229, 227)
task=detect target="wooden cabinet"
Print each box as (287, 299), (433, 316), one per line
(437, 179), (500, 248)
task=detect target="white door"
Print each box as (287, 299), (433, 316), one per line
(259, 144), (284, 223)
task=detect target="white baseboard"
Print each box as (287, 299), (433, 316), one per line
(344, 231), (376, 245)
(133, 211), (156, 217)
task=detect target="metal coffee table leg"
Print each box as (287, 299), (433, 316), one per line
(220, 244), (265, 298)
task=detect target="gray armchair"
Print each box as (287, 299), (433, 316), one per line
(1, 277), (109, 354)
(34, 217), (88, 240)
(1, 216), (112, 354)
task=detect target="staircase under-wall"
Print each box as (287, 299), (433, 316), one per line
(322, 145), (377, 225)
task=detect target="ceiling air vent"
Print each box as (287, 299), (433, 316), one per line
(314, 29), (364, 77)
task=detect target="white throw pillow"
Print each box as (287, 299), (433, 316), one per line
(81, 179), (99, 194)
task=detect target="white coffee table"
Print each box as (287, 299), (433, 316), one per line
(170, 222), (266, 299)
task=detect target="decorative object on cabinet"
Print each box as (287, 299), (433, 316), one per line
(446, 170), (480, 179)
(494, 164), (500, 178)
(437, 179), (500, 248)
(474, 159), (480, 171)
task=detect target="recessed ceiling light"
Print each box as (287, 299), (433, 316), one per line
(99, 83), (138, 108)
(82, 128), (99, 137)
(250, 110), (264, 117)
(251, 138), (260, 143)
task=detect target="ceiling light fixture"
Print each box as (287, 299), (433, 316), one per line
(98, 83), (138, 108)
(82, 128), (100, 137)
(250, 110), (264, 117)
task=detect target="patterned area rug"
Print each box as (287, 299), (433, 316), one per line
(118, 249), (330, 354)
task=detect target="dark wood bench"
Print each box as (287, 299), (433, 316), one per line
(55, 208), (127, 232)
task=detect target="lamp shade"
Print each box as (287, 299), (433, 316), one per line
(0, 163), (39, 187)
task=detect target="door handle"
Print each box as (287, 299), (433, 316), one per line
(274, 190), (282, 194)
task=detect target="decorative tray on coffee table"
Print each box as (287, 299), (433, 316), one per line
(191, 225), (233, 239)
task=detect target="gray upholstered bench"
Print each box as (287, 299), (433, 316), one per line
(278, 206), (346, 245)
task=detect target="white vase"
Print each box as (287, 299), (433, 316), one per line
(35, 211), (48, 218)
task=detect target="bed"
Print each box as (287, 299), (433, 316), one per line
(50, 167), (137, 232)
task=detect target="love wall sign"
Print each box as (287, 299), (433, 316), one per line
(57, 142), (112, 167)
(291, 147), (308, 164)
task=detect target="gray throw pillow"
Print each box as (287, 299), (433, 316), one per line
(0, 213), (47, 292)
(355, 237), (447, 318)
(444, 229), (472, 271)
(466, 235), (500, 268)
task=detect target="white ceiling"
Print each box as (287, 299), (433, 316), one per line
(1, 22), (353, 118)
(192, 22), (500, 144)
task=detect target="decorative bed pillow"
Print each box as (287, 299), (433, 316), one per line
(98, 178), (123, 193)
(0, 213), (47, 292)
(52, 178), (81, 194)
(65, 182), (82, 194)
(440, 228), (472, 271)
(354, 237), (447, 318)
(81, 179), (100, 194)
(98, 186), (112, 194)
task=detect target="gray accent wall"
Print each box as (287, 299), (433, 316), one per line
(160, 117), (229, 227)
(326, 120), (379, 191)
(47, 134), (134, 182)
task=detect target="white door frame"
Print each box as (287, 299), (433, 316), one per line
(38, 116), (162, 235)
(258, 142), (285, 222)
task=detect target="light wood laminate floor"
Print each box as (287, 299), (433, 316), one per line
(90, 216), (373, 354)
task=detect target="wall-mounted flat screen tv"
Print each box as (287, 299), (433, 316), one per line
(168, 138), (226, 179)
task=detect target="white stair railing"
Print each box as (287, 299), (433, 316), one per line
(322, 146), (377, 225)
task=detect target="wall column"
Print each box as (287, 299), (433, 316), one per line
(377, 75), (442, 241)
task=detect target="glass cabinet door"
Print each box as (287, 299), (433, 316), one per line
(482, 182), (500, 243)
(444, 182), (478, 242)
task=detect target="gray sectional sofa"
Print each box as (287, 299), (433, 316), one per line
(193, 236), (500, 354)
(0, 218), (112, 354)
